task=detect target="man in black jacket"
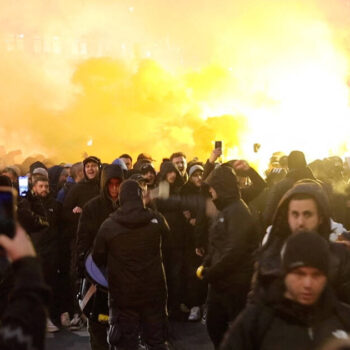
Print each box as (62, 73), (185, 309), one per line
(76, 163), (124, 350)
(154, 161), (186, 319)
(62, 156), (101, 242)
(92, 179), (170, 350)
(263, 150), (315, 226)
(255, 182), (350, 305)
(17, 174), (61, 331)
(196, 165), (258, 349)
(221, 232), (350, 350)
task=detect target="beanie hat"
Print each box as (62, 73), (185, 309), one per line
(83, 156), (101, 168)
(288, 151), (307, 170)
(32, 167), (49, 178)
(140, 163), (156, 176)
(188, 164), (204, 178)
(281, 231), (330, 276)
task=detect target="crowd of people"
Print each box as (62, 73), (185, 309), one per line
(0, 148), (350, 350)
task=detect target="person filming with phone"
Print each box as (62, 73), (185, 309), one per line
(0, 185), (50, 350)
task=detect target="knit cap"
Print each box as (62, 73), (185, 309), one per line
(281, 231), (330, 276)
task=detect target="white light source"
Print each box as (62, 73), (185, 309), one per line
(87, 139), (93, 146)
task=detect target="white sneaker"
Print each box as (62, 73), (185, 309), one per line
(60, 312), (71, 327)
(188, 306), (201, 322)
(47, 318), (59, 333)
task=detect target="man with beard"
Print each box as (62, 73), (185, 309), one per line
(254, 182), (350, 305)
(196, 165), (258, 349)
(76, 164), (124, 350)
(18, 175), (61, 332)
(264, 150), (316, 226)
(170, 152), (188, 183)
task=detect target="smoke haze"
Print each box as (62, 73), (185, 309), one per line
(1, 0), (350, 167)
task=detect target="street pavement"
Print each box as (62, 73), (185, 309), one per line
(46, 321), (214, 350)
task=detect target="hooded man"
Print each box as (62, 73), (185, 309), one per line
(255, 182), (350, 305)
(264, 150), (316, 226)
(154, 161), (186, 319)
(76, 164), (124, 349)
(62, 156), (101, 244)
(221, 232), (350, 350)
(92, 180), (170, 350)
(196, 165), (258, 349)
(48, 165), (69, 198)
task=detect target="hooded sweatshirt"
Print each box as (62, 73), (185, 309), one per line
(203, 166), (258, 293)
(92, 180), (169, 308)
(62, 157), (101, 235)
(255, 182), (350, 304)
(76, 164), (124, 260)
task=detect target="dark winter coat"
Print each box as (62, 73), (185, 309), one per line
(56, 176), (75, 204)
(221, 283), (350, 350)
(155, 161), (186, 248)
(18, 191), (60, 259)
(62, 171), (100, 237)
(92, 180), (169, 309)
(76, 164), (124, 264)
(263, 167), (316, 226)
(0, 257), (50, 350)
(203, 166), (258, 294)
(48, 165), (65, 198)
(255, 183), (350, 305)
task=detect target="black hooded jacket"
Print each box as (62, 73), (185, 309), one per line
(255, 183), (350, 304)
(76, 164), (124, 264)
(48, 165), (65, 198)
(203, 166), (258, 293)
(155, 161), (186, 248)
(221, 281), (350, 350)
(264, 167), (316, 226)
(62, 159), (101, 237)
(92, 180), (169, 308)
(18, 190), (60, 259)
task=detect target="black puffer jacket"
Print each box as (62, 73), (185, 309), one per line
(92, 180), (169, 308)
(255, 183), (350, 304)
(203, 166), (258, 293)
(221, 283), (350, 350)
(76, 164), (124, 263)
(18, 191), (60, 259)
